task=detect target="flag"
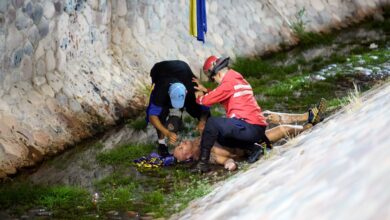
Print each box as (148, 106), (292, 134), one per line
(190, 0), (207, 43)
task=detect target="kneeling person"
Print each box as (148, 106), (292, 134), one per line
(146, 60), (210, 156)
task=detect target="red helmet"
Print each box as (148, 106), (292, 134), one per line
(203, 55), (218, 74)
(203, 56), (230, 80)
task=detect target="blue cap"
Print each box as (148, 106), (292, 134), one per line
(169, 83), (186, 109)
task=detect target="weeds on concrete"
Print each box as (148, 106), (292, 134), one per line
(126, 116), (148, 131)
(290, 8), (335, 48)
(345, 83), (363, 112)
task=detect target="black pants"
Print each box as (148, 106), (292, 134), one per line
(200, 117), (266, 156)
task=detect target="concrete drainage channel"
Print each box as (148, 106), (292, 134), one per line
(0, 21), (390, 219)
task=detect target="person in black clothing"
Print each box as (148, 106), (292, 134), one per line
(146, 60), (210, 156)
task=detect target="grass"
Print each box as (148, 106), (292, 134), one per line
(98, 185), (138, 212)
(345, 83), (363, 113)
(91, 161), (215, 218)
(126, 115), (148, 131)
(231, 44), (389, 113)
(289, 7), (336, 49)
(96, 143), (155, 166)
(0, 183), (92, 218)
(327, 97), (349, 111)
(93, 143), (218, 218)
(0, 142), (217, 219)
(93, 173), (140, 191)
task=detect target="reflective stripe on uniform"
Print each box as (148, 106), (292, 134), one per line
(233, 90), (253, 98)
(199, 96), (204, 105)
(234, 84), (252, 90)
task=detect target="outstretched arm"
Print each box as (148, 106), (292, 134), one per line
(192, 78), (208, 93)
(212, 154), (237, 171)
(149, 115), (177, 144)
(211, 146), (242, 171)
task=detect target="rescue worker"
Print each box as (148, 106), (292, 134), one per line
(146, 60), (210, 156)
(193, 55), (269, 172)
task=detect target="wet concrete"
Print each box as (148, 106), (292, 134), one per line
(22, 125), (156, 191)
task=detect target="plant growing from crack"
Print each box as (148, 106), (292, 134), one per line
(290, 8), (307, 37)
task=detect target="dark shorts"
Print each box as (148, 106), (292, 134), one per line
(202, 117), (267, 150)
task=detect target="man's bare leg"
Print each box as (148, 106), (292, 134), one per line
(265, 124), (307, 142)
(264, 98), (328, 125)
(263, 111), (308, 125)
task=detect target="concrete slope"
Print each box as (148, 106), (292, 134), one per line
(173, 82), (390, 220)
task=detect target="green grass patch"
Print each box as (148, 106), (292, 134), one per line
(90, 163), (215, 218)
(232, 57), (299, 78)
(94, 173), (140, 192)
(296, 31), (335, 49)
(96, 143), (155, 166)
(98, 185), (138, 212)
(1, 148), (218, 219)
(93, 142), (104, 149)
(0, 183), (92, 218)
(230, 39), (389, 113)
(126, 116), (148, 131)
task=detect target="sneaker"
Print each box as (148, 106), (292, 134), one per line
(165, 115), (184, 133)
(157, 144), (170, 157)
(247, 143), (265, 163)
(307, 98), (327, 125)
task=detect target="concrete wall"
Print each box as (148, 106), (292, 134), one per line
(0, 0), (388, 177)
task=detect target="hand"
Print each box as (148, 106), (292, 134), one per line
(165, 131), (178, 145)
(195, 90), (204, 98)
(224, 159), (237, 171)
(192, 78), (208, 93)
(197, 120), (206, 134)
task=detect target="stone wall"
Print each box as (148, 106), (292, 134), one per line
(0, 0), (388, 177)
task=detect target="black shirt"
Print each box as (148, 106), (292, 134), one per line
(150, 60), (197, 107)
(146, 60), (210, 122)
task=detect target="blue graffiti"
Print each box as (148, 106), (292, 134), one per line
(64, 0), (86, 13)
(60, 37), (69, 49)
(13, 48), (24, 67)
(75, 0), (85, 11)
(89, 27), (97, 44)
(64, 0), (75, 13)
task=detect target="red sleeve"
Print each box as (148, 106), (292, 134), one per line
(196, 81), (232, 106)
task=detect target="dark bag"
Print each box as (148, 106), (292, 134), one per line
(165, 115), (184, 133)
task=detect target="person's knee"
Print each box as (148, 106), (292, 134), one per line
(203, 117), (220, 134)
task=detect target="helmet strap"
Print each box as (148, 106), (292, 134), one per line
(211, 57), (229, 77)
